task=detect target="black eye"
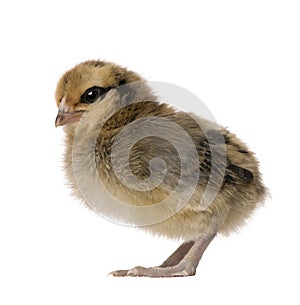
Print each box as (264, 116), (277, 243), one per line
(81, 86), (107, 104)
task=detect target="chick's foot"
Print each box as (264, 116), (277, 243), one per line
(109, 233), (216, 278)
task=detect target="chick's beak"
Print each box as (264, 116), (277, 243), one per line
(55, 96), (84, 127)
(55, 111), (84, 127)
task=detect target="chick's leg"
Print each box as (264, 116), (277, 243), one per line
(110, 233), (216, 277)
(158, 240), (195, 267)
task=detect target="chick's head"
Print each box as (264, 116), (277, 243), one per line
(55, 60), (142, 127)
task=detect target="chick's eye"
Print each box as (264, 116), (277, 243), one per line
(81, 87), (104, 104)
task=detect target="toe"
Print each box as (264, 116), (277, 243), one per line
(127, 266), (146, 277)
(108, 269), (130, 277)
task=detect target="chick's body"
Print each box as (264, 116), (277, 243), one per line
(55, 60), (267, 277)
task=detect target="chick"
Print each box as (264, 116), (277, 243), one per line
(55, 60), (267, 277)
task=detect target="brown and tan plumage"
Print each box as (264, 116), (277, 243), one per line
(55, 60), (267, 277)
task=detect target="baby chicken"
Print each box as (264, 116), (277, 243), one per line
(55, 60), (267, 277)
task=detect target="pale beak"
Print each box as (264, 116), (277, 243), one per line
(55, 96), (85, 127)
(55, 110), (84, 127)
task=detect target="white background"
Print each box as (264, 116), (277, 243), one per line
(0, 1), (299, 304)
